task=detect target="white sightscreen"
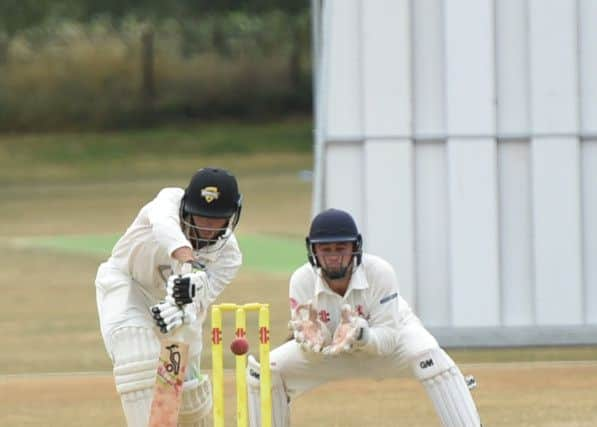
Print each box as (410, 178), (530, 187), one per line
(312, 0), (597, 346)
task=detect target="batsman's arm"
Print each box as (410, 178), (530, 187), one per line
(172, 246), (194, 263)
(151, 259), (201, 335)
(146, 189), (193, 257)
(195, 237), (242, 306)
(165, 237), (242, 314)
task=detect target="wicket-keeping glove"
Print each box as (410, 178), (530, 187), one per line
(322, 304), (370, 356)
(288, 300), (331, 353)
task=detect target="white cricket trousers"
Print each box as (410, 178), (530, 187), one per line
(271, 307), (440, 398)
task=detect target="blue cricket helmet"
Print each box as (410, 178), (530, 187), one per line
(306, 208), (363, 267)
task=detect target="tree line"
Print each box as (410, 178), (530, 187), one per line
(0, 1), (312, 130)
(0, 1), (308, 35)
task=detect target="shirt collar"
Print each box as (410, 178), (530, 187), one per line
(314, 264), (369, 296)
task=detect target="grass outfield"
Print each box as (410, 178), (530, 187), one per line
(2, 362), (597, 426)
(13, 232), (306, 274)
(0, 153), (313, 375)
(0, 118), (312, 186)
(1, 123), (596, 426)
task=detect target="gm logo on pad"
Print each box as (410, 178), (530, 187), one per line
(419, 359), (434, 369)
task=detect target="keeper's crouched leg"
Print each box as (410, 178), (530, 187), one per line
(111, 326), (160, 427)
(178, 374), (212, 427)
(246, 355), (290, 427)
(411, 347), (482, 427)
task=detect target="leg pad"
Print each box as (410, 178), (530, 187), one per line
(247, 355), (290, 427)
(111, 327), (160, 427)
(411, 348), (481, 427)
(178, 374), (212, 427)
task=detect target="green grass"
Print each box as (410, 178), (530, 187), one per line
(0, 117), (312, 184)
(2, 122), (597, 427)
(15, 234), (120, 255)
(14, 232), (306, 273)
(240, 234), (306, 273)
(3, 118), (312, 162)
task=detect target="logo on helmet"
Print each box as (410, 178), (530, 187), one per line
(200, 186), (219, 203)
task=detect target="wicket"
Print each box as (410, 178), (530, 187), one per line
(211, 303), (272, 427)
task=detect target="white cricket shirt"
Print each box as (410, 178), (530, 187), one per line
(289, 253), (402, 355)
(106, 187), (242, 303)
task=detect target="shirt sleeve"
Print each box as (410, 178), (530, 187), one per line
(288, 266), (314, 317)
(146, 188), (192, 256)
(201, 236), (243, 306)
(360, 259), (401, 355)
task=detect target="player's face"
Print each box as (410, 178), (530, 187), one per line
(314, 242), (354, 277)
(192, 215), (228, 240)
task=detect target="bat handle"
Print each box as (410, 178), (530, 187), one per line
(169, 317), (193, 343)
(170, 326), (185, 342)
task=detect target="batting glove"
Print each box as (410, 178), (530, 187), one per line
(166, 271), (208, 306)
(151, 300), (198, 334)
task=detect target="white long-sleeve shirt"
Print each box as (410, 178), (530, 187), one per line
(106, 187), (242, 304)
(289, 253), (402, 355)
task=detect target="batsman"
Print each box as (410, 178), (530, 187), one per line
(95, 167), (243, 427)
(247, 208), (483, 426)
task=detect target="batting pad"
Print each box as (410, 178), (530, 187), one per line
(411, 348), (481, 427)
(247, 355), (290, 427)
(111, 326), (160, 427)
(178, 374), (212, 427)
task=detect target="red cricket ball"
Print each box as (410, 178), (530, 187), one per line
(230, 337), (249, 355)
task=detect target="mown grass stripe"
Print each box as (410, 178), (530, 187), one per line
(15, 233), (304, 274)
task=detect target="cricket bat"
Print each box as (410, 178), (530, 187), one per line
(148, 329), (189, 426)
(149, 261), (204, 425)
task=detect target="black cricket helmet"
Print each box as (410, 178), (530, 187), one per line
(180, 167), (242, 251)
(306, 208), (362, 278)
